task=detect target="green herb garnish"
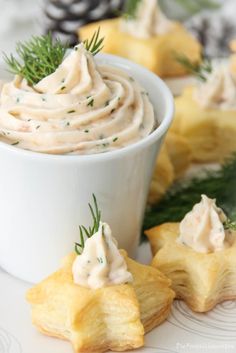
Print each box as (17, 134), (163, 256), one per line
(4, 29), (105, 86)
(87, 98), (94, 107)
(175, 54), (212, 81)
(224, 219), (236, 231)
(4, 33), (67, 86)
(83, 27), (104, 56)
(123, 0), (141, 19)
(143, 154), (236, 234)
(75, 194), (101, 255)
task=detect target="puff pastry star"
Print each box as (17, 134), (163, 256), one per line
(79, 19), (201, 78)
(27, 251), (174, 353)
(171, 87), (236, 163)
(146, 223), (236, 313)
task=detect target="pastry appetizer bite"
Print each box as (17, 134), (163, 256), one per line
(27, 196), (175, 353)
(79, 0), (202, 78)
(172, 56), (236, 162)
(148, 132), (192, 205)
(146, 195), (236, 313)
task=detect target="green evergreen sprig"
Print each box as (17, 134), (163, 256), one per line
(75, 194), (101, 255)
(143, 154), (236, 234)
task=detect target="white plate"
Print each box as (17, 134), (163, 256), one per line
(1, 242), (236, 353)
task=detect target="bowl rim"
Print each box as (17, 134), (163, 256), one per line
(0, 53), (174, 163)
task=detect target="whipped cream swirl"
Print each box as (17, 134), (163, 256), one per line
(0, 44), (155, 154)
(72, 222), (133, 289)
(177, 195), (230, 253)
(194, 62), (236, 110)
(120, 0), (173, 39)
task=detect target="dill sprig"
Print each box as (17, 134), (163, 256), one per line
(175, 53), (212, 81)
(3, 33), (67, 86)
(75, 194), (101, 255)
(83, 27), (104, 56)
(224, 219), (236, 231)
(143, 154), (236, 234)
(123, 0), (142, 19)
(4, 29), (105, 86)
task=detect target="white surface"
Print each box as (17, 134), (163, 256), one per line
(1, 243), (236, 353)
(0, 0), (44, 65)
(0, 53), (174, 284)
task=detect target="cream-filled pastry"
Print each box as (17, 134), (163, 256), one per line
(79, 0), (201, 78)
(172, 59), (236, 162)
(146, 195), (236, 313)
(27, 196), (174, 353)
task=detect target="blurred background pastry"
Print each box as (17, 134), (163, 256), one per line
(79, 0), (202, 78)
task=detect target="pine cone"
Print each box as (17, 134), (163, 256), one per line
(186, 12), (236, 58)
(44, 0), (125, 46)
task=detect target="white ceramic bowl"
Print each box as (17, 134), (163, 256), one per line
(0, 54), (174, 283)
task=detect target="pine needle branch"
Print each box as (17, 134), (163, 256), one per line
(143, 154), (236, 233)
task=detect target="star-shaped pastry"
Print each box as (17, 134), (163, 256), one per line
(79, 19), (201, 78)
(27, 251), (174, 353)
(146, 223), (236, 313)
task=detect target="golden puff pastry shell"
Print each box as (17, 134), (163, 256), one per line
(171, 87), (236, 163)
(79, 18), (202, 78)
(27, 251), (174, 353)
(146, 223), (236, 313)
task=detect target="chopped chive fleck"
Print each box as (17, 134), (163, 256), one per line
(61, 78), (65, 83)
(129, 76), (135, 82)
(102, 142), (109, 148)
(84, 129), (89, 133)
(113, 137), (118, 142)
(12, 141), (19, 146)
(74, 46), (78, 51)
(105, 100), (109, 106)
(99, 134), (104, 139)
(66, 122), (70, 126)
(118, 97), (121, 101)
(111, 108), (115, 114)
(97, 257), (104, 264)
(16, 97), (20, 103)
(67, 110), (75, 113)
(41, 96), (46, 102)
(87, 98), (94, 107)
(27, 119), (31, 122)
(36, 125), (40, 129)
(60, 86), (66, 90)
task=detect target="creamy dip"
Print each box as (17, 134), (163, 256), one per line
(0, 44), (155, 154)
(120, 0), (173, 39)
(72, 221), (133, 289)
(194, 62), (236, 110)
(177, 195), (230, 253)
